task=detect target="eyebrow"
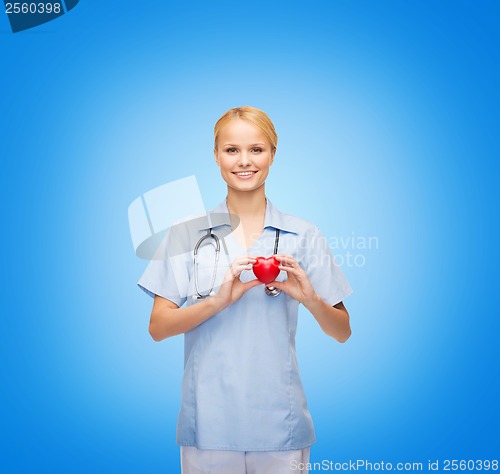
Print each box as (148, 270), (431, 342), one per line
(222, 143), (266, 147)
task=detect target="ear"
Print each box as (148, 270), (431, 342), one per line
(270, 147), (276, 165)
(214, 148), (220, 166)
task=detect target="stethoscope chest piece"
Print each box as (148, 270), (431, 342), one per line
(264, 286), (281, 297)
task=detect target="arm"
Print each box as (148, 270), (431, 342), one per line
(149, 295), (219, 341)
(302, 298), (351, 343)
(148, 256), (262, 341)
(270, 254), (352, 343)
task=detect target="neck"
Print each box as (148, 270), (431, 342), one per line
(226, 185), (266, 218)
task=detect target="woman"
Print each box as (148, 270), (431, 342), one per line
(138, 106), (353, 473)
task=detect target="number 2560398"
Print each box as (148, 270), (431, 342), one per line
(5, 3), (62, 14)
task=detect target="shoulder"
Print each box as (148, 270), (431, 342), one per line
(284, 212), (318, 235)
(270, 202), (321, 238)
(268, 200), (316, 233)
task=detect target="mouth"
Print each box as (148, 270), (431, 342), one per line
(232, 171), (258, 179)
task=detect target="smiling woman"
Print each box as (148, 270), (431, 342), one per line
(137, 106), (353, 474)
(214, 107), (277, 196)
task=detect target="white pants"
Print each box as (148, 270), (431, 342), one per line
(181, 445), (310, 474)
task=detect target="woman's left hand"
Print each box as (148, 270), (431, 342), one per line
(269, 254), (317, 305)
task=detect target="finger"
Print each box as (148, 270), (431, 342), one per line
(223, 267), (238, 283)
(228, 262), (249, 277)
(267, 280), (290, 294)
(231, 262), (255, 278)
(278, 264), (302, 276)
(234, 256), (257, 265)
(230, 265), (243, 278)
(274, 253), (293, 261)
(274, 254), (297, 267)
(243, 279), (263, 290)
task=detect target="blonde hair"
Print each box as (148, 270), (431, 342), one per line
(214, 106), (278, 152)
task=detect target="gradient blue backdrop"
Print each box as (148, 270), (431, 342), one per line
(1, 1), (498, 472)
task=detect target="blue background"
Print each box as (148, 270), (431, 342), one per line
(1, 1), (498, 472)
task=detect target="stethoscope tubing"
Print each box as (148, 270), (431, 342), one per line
(193, 228), (281, 300)
(193, 230), (221, 299)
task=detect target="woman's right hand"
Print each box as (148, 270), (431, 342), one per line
(212, 256), (262, 312)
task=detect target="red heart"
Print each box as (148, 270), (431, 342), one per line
(252, 256), (280, 284)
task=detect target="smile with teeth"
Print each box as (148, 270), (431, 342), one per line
(233, 171), (257, 176)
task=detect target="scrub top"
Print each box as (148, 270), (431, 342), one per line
(138, 198), (352, 451)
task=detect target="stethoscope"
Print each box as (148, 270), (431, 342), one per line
(193, 228), (281, 299)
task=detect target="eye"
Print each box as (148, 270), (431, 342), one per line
(251, 147), (263, 153)
(226, 147), (238, 153)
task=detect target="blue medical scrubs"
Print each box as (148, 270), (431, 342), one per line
(138, 199), (352, 451)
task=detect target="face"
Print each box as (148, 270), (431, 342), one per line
(214, 119), (275, 193)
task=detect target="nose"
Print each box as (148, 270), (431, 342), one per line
(238, 152), (252, 167)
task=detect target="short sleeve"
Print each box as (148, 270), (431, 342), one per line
(137, 231), (189, 308)
(303, 226), (353, 306)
